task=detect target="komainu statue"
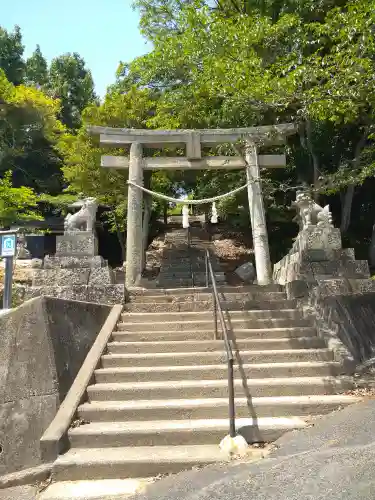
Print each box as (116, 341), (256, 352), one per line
(292, 191), (333, 230)
(64, 197), (98, 233)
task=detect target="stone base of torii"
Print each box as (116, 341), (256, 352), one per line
(88, 125), (297, 287)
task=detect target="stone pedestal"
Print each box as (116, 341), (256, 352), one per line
(27, 232), (124, 305)
(273, 225), (370, 286)
(56, 232), (98, 257)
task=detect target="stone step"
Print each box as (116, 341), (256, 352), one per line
(164, 265), (206, 271)
(123, 299), (297, 313)
(157, 280), (193, 287)
(120, 310), (303, 323)
(110, 327), (318, 342)
(78, 395), (361, 423)
(129, 291), (287, 303)
(87, 376), (352, 401)
(159, 277), (198, 284)
(68, 417), (308, 448)
(129, 285), (283, 296)
(161, 259), (191, 264)
(194, 273), (226, 282)
(102, 347), (332, 366)
(38, 478), (152, 500)
(107, 335), (323, 352)
(116, 317), (311, 332)
(95, 361), (339, 383)
(52, 445), (235, 480)
(160, 271), (192, 277)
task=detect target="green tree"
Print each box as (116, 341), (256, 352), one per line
(48, 53), (96, 130)
(0, 68), (67, 195)
(0, 171), (42, 227)
(0, 25), (25, 86)
(25, 45), (48, 88)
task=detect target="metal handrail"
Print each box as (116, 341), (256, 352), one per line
(205, 248), (236, 438)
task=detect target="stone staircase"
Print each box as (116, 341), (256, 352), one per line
(157, 227), (225, 288)
(49, 284), (358, 485)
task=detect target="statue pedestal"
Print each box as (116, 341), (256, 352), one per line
(27, 231), (124, 305)
(273, 225), (369, 286)
(56, 232), (98, 257)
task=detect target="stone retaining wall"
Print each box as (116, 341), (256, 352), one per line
(0, 297), (111, 476)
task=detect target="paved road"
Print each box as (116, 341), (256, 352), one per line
(132, 399), (375, 500)
(0, 486), (37, 500)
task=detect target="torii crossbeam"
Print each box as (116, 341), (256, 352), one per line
(88, 124), (297, 287)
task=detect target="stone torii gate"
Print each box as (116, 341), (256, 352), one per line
(89, 124), (297, 287)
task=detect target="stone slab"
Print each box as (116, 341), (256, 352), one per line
(293, 226), (342, 252)
(32, 269), (91, 287)
(26, 285), (125, 305)
(312, 278), (375, 298)
(301, 248), (355, 262)
(349, 278), (375, 294)
(32, 267), (114, 287)
(310, 260), (370, 279)
(56, 233), (98, 257)
(88, 268), (115, 286)
(44, 255), (105, 269)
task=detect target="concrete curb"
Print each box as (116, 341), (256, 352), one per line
(0, 463), (52, 489)
(39, 304), (123, 463)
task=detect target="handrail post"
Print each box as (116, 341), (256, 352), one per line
(206, 248), (236, 437)
(213, 289), (218, 340)
(205, 252), (209, 288)
(228, 358), (236, 437)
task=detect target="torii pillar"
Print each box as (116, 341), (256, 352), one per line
(126, 142), (143, 287)
(246, 141), (272, 285)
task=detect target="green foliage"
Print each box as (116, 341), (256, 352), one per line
(0, 171), (42, 227)
(25, 45), (48, 88)
(0, 68), (67, 194)
(0, 26), (24, 85)
(48, 53), (96, 130)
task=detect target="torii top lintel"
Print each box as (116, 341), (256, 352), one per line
(88, 124), (296, 170)
(88, 123), (296, 151)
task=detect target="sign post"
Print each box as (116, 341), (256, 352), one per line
(1, 231), (17, 309)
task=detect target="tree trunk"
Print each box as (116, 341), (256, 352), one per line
(141, 195), (152, 272)
(340, 127), (368, 235)
(116, 225), (126, 264)
(305, 119), (320, 201)
(340, 186), (355, 234)
(369, 222), (375, 269)
(141, 172), (152, 273)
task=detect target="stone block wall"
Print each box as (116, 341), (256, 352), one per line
(273, 222), (375, 371)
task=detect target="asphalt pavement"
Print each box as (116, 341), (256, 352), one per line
(131, 398), (375, 500)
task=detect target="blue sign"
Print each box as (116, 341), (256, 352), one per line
(1, 234), (16, 257)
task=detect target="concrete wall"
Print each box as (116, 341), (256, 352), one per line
(0, 297), (111, 476)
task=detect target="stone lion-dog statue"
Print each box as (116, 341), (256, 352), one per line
(292, 191), (333, 229)
(64, 197), (98, 233)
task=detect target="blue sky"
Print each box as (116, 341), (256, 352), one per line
(2, 0), (149, 97)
